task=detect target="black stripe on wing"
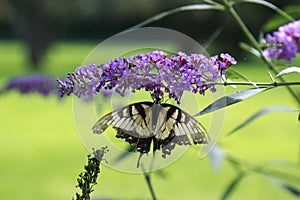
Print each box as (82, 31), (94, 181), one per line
(161, 103), (209, 143)
(92, 101), (153, 134)
(156, 103), (209, 158)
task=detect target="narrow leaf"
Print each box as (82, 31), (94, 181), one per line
(132, 4), (223, 28)
(262, 5), (300, 32)
(226, 68), (257, 87)
(234, 0), (294, 21)
(239, 42), (261, 58)
(220, 172), (245, 200)
(270, 178), (300, 197)
(276, 67), (300, 78)
(195, 87), (270, 116)
(282, 184), (300, 197)
(228, 106), (300, 135)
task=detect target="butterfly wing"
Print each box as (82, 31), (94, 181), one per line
(153, 103), (209, 157)
(92, 102), (153, 135)
(92, 101), (209, 163)
(92, 102), (156, 155)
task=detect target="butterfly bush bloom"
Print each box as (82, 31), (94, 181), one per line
(58, 51), (236, 103)
(262, 19), (300, 61)
(3, 74), (57, 96)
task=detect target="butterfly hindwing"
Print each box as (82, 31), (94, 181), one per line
(153, 103), (209, 157)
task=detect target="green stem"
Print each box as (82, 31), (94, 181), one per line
(213, 81), (300, 87)
(144, 173), (157, 200)
(222, 0), (260, 50)
(141, 164), (157, 200)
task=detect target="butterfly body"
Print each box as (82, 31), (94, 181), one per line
(92, 101), (209, 161)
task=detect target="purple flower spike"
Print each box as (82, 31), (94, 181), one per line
(4, 74), (57, 96)
(262, 19), (300, 62)
(58, 51), (237, 103)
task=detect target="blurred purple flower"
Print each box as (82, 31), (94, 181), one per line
(262, 19), (300, 61)
(4, 74), (57, 96)
(58, 51), (236, 103)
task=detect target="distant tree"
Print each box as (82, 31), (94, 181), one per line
(0, 0), (87, 70)
(0, 0), (165, 70)
(1, 0), (52, 69)
(0, 0), (297, 70)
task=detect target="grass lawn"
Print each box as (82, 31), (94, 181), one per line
(0, 40), (299, 200)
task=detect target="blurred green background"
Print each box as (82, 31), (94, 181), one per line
(1, 0), (300, 199)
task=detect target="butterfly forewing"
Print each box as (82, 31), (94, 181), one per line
(92, 102), (153, 136)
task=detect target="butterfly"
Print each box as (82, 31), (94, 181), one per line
(92, 100), (209, 167)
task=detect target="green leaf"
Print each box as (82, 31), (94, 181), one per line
(281, 184), (300, 197)
(263, 6), (300, 32)
(233, 0), (294, 21)
(220, 172), (245, 200)
(195, 87), (270, 116)
(276, 67), (300, 78)
(239, 42), (261, 58)
(226, 68), (257, 87)
(270, 178), (300, 197)
(132, 4), (223, 28)
(228, 106), (300, 135)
